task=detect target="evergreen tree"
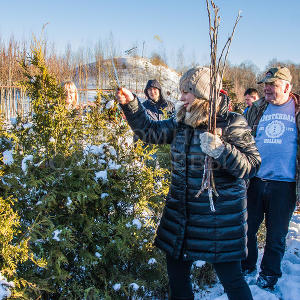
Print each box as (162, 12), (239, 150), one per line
(1, 41), (170, 299)
(0, 113), (46, 299)
(1, 39), (217, 299)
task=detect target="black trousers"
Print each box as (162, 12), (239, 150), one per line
(241, 177), (296, 278)
(166, 255), (253, 300)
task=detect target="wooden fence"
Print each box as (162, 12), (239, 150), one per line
(0, 86), (29, 120)
(0, 86), (146, 121)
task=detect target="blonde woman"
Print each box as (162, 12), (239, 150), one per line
(62, 81), (78, 109)
(62, 81), (96, 111)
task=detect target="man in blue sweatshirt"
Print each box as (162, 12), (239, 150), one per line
(242, 67), (299, 290)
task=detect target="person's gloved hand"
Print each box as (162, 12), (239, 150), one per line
(200, 132), (224, 159)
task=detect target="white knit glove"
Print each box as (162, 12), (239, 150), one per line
(200, 132), (225, 159)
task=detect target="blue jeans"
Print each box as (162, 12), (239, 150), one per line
(166, 255), (253, 300)
(242, 177), (296, 278)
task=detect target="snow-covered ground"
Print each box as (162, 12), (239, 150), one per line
(77, 56), (181, 103)
(0, 274), (14, 299)
(1, 216), (298, 299)
(116, 56), (180, 100)
(195, 213), (300, 300)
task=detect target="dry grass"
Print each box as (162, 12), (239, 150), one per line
(150, 53), (168, 68)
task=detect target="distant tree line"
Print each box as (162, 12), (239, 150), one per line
(1, 36), (300, 115)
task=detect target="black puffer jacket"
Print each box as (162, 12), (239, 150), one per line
(121, 97), (261, 263)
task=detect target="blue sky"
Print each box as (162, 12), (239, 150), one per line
(1, 0), (300, 72)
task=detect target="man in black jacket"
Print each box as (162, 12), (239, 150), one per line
(117, 66), (261, 300)
(143, 79), (174, 120)
(134, 79), (174, 145)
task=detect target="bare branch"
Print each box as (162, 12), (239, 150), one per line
(196, 1), (241, 212)
(218, 11), (242, 90)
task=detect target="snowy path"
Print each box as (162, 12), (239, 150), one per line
(1, 215), (299, 299)
(195, 213), (300, 300)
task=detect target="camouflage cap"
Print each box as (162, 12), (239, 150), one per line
(258, 67), (292, 84)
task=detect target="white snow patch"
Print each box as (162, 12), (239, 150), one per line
(129, 283), (139, 291)
(108, 146), (117, 156)
(0, 273), (14, 299)
(21, 155), (33, 174)
(84, 144), (107, 156)
(125, 222), (131, 228)
(52, 229), (62, 241)
(132, 219), (142, 229)
(2, 150), (14, 165)
(98, 159), (107, 164)
(66, 197), (72, 206)
(108, 160), (121, 170)
(112, 283), (121, 291)
(105, 100), (114, 109)
(194, 260), (206, 268)
(23, 122), (33, 129)
(95, 170), (108, 182)
(101, 193), (109, 199)
(148, 258), (157, 265)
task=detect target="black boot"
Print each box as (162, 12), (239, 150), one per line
(257, 273), (278, 290)
(242, 267), (257, 276)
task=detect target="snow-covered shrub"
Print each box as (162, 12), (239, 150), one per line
(0, 115), (46, 299)
(1, 41), (170, 299)
(0, 273), (14, 300)
(191, 262), (217, 292)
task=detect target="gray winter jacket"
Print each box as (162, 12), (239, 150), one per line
(121, 96), (261, 263)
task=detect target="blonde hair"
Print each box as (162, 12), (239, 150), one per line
(62, 80), (78, 107)
(176, 97), (211, 128)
